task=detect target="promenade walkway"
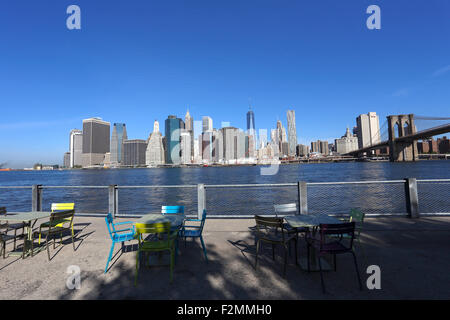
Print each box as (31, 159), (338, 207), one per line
(0, 216), (449, 299)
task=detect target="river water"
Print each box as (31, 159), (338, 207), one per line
(0, 161), (449, 216)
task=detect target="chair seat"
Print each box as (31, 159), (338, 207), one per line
(34, 226), (69, 236)
(308, 237), (350, 254)
(0, 233), (15, 241)
(140, 239), (175, 250)
(7, 223), (24, 230)
(181, 229), (201, 237)
(112, 232), (135, 242)
(40, 219), (69, 228)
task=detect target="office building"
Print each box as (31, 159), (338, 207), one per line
(202, 116), (213, 133)
(110, 123), (127, 166)
(81, 117), (110, 167)
(185, 110), (194, 158)
(296, 144), (309, 157)
(122, 139), (147, 166)
(146, 120), (165, 166)
(63, 152), (70, 168)
(286, 110), (297, 156)
(69, 129), (83, 168)
(165, 115), (185, 165)
(180, 130), (192, 164)
(311, 140), (329, 155)
(221, 127), (239, 162)
(356, 112), (381, 149)
(335, 128), (359, 154)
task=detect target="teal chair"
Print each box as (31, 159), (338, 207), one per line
(105, 213), (136, 273)
(179, 209), (208, 262)
(161, 206), (184, 215)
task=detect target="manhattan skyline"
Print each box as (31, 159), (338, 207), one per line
(1, 1), (449, 168)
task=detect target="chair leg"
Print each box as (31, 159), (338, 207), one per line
(104, 242), (115, 273)
(334, 254), (337, 271)
(71, 227), (75, 251)
(255, 240), (260, 270)
(351, 251), (363, 290)
(283, 245), (288, 277)
(272, 244), (275, 260)
(134, 249), (140, 286)
(13, 229), (17, 251)
(200, 236), (208, 263)
(294, 238), (298, 266)
(307, 243), (311, 273)
(170, 249), (175, 284)
(318, 255), (326, 293)
(46, 235), (51, 261)
(2, 241), (5, 259)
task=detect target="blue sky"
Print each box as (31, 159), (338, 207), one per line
(0, 0), (449, 168)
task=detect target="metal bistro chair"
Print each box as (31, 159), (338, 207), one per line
(32, 209), (76, 260)
(334, 209), (367, 265)
(0, 207), (25, 252)
(254, 215), (298, 276)
(161, 205), (184, 215)
(306, 222), (363, 293)
(104, 213), (136, 273)
(274, 203), (307, 255)
(135, 222), (178, 285)
(179, 209), (208, 262)
(0, 208), (17, 258)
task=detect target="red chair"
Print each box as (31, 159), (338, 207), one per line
(306, 222), (362, 293)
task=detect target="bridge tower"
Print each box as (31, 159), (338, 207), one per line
(387, 114), (419, 162)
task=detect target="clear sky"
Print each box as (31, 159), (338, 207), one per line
(0, 0), (449, 168)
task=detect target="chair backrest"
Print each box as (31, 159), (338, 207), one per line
(199, 209), (207, 231)
(105, 213), (115, 238)
(349, 209), (365, 223)
(161, 205), (184, 215)
(51, 203), (75, 212)
(254, 215), (285, 240)
(135, 222), (172, 248)
(0, 207), (7, 231)
(319, 222), (355, 251)
(49, 210), (75, 228)
(274, 203), (298, 216)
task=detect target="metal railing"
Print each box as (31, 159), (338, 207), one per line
(0, 178), (449, 218)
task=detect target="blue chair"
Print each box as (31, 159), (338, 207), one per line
(104, 213), (136, 273)
(161, 205), (184, 215)
(179, 209), (208, 262)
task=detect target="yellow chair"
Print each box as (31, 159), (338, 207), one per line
(38, 203), (75, 244)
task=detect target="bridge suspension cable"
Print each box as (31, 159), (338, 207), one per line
(414, 116), (450, 120)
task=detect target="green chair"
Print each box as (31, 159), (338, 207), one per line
(135, 222), (178, 285)
(335, 209), (366, 264)
(32, 209), (76, 260)
(0, 209), (16, 258)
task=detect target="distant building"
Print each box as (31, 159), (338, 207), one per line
(311, 140), (329, 155)
(356, 112), (381, 150)
(110, 123), (127, 166)
(296, 144), (309, 157)
(69, 129), (83, 168)
(122, 139), (147, 166)
(81, 118), (110, 167)
(63, 152), (70, 168)
(221, 127), (239, 162)
(146, 120), (165, 166)
(185, 110), (194, 160)
(280, 142), (289, 157)
(180, 130), (192, 164)
(287, 110), (297, 156)
(335, 128), (359, 154)
(437, 136), (449, 154)
(202, 116), (213, 133)
(165, 115), (185, 165)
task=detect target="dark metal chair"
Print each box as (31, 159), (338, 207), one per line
(32, 209), (76, 260)
(254, 215), (297, 276)
(306, 222), (362, 293)
(0, 207), (25, 252)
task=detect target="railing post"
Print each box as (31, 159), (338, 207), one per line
(405, 178), (419, 218)
(297, 181), (308, 214)
(109, 185), (118, 218)
(198, 184), (205, 219)
(32, 184), (42, 211)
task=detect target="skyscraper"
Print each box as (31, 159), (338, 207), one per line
(180, 130), (192, 164)
(202, 116), (213, 133)
(69, 129), (83, 168)
(110, 123), (127, 166)
(356, 112), (381, 149)
(165, 115), (185, 165)
(335, 128), (359, 154)
(185, 110), (194, 161)
(122, 140), (147, 166)
(287, 110), (297, 156)
(81, 117), (110, 167)
(247, 107), (255, 132)
(146, 120), (165, 166)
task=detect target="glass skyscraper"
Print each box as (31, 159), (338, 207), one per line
(287, 110), (297, 156)
(246, 108), (255, 132)
(165, 115), (185, 164)
(110, 123), (127, 165)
